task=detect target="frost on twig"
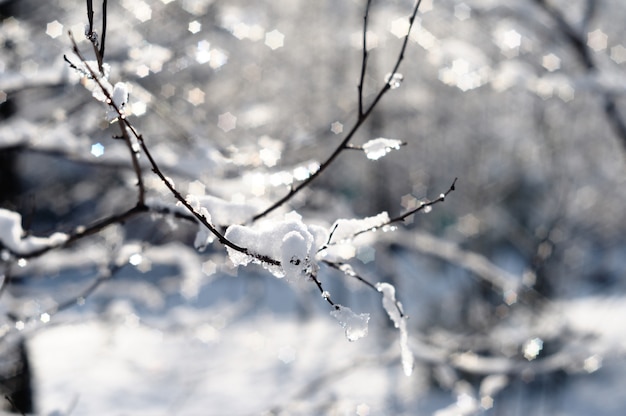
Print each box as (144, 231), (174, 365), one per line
(185, 194), (261, 226)
(224, 213), (327, 280)
(377, 282), (414, 376)
(328, 212), (390, 244)
(331, 304), (370, 342)
(319, 212), (393, 262)
(185, 193), (262, 251)
(0, 209), (68, 255)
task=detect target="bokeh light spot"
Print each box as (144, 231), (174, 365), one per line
(587, 29), (608, 52)
(91, 143), (105, 158)
(542, 53), (560, 72)
(390, 17), (410, 38)
(218, 112), (237, 132)
(265, 29), (284, 50)
(610, 44), (626, 64)
(187, 88), (205, 106)
(330, 121), (343, 134)
(46, 20), (63, 38)
(188, 20), (202, 34)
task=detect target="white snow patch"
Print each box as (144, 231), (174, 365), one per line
(186, 194), (260, 225)
(362, 138), (403, 160)
(224, 214), (327, 280)
(0, 208), (68, 255)
(329, 212), (390, 243)
(377, 282), (414, 376)
(106, 82), (129, 122)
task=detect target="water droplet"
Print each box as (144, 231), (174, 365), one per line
(40, 313), (51, 323)
(15, 321), (25, 331)
(17, 258), (27, 267)
(385, 72), (404, 89)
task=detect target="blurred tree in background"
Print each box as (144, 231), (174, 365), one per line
(1, 0), (625, 414)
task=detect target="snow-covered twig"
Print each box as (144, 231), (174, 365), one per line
(67, 33), (145, 205)
(84, 0), (108, 75)
(357, 0), (373, 117)
(381, 177), (457, 229)
(326, 178), (457, 242)
(67, 33), (283, 267)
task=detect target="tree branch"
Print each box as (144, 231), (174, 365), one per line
(533, 0), (626, 152)
(252, 0), (424, 222)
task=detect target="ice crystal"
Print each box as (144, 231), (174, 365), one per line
(331, 305), (370, 342)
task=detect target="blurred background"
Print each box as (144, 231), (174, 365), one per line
(1, 0), (625, 414)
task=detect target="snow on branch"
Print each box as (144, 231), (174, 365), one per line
(225, 214), (327, 281)
(251, 0), (425, 222)
(346, 138), (406, 161)
(0, 209), (68, 256)
(327, 212), (391, 244)
(377, 282), (414, 376)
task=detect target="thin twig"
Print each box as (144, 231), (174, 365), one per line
(13, 203), (148, 259)
(386, 177), (457, 225)
(68, 32), (281, 267)
(44, 263), (121, 318)
(84, 0), (104, 75)
(308, 271), (336, 308)
(86, 0), (94, 38)
(323, 260), (405, 317)
(136, 130), (279, 265)
(68, 32), (146, 204)
(349, 177), (457, 239)
(358, 0), (373, 117)
(252, 0), (423, 222)
(99, 0), (108, 63)
(533, 0), (626, 152)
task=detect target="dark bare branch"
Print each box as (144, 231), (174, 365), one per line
(252, 0), (424, 222)
(533, 0), (626, 152)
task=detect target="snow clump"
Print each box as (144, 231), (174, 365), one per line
(224, 213), (327, 280)
(377, 282), (414, 376)
(329, 212), (390, 243)
(362, 138), (403, 160)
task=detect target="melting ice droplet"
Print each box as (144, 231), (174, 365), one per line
(385, 72), (404, 89)
(331, 305), (370, 342)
